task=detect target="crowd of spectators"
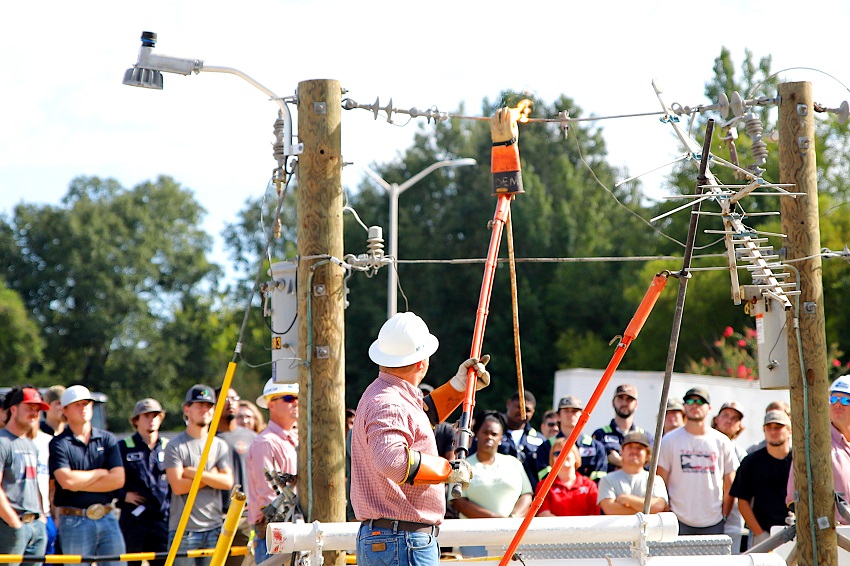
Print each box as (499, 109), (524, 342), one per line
(3, 370), (843, 562)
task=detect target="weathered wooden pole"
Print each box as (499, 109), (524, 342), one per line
(780, 81), (835, 566)
(297, 79), (345, 565)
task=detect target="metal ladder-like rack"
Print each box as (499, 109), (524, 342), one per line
(650, 80), (801, 310)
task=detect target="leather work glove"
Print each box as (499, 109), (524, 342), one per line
(490, 106), (521, 144)
(449, 355), (491, 392)
(446, 459), (473, 491)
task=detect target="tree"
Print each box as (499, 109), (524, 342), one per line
(1, 175), (223, 427)
(0, 281), (45, 382)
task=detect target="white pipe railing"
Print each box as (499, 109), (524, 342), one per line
(267, 513), (679, 554)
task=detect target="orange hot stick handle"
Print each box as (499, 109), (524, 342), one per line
(450, 195), (512, 498)
(498, 273), (668, 565)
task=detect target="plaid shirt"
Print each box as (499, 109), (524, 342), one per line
(351, 371), (445, 524)
(246, 420), (298, 524)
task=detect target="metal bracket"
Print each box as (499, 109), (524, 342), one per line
(313, 102), (327, 114)
(312, 520), (325, 566)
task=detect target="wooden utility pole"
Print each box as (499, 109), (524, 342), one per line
(780, 81), (836, 566)
(297, 79), (346, 565)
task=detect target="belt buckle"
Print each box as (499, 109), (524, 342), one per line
(86, 504), (106, 520)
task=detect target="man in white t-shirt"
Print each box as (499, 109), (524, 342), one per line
(658, 387), (739, 535)
(597, 431), (667, 514)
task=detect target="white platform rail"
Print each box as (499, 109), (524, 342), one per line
(267, 514), (679, 554)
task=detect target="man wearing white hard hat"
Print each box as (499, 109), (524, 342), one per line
(49, 385), (127, 565)
(787, 376), (850, 525)
(351, 312), (491, 566)
(246, 379), (299, 565)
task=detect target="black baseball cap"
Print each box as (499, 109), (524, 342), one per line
(184, 384), (215, 405)
(684, 387), (711, 405)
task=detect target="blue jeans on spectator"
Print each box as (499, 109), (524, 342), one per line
(356, 523), (439, 566)
(168, 527), (221, 566)
(58, 513), (125, 566)
(0, 519), (47, 566)
(678, 518), (726, 535)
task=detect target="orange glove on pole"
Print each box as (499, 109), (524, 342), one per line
(499, 272), (669, 566)
(450, 102), (530, 499)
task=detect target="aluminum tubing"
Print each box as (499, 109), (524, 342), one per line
(267, 513), (679, 554)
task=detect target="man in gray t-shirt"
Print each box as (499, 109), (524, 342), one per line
(597, 431), (667, 515)
(165, 385), (233, 566)
(0, 386), (50, 564)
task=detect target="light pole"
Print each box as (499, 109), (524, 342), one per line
(122, 31), (302, 159)
(362, 158), (477, 318)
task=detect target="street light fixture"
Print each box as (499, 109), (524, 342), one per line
(122, 31), (302, 158)
(362, 158), (478, 319)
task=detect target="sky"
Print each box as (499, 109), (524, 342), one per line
(3, 0), (850, 270)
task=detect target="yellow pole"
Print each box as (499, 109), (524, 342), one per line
(209, 489), (247, 566)
(165, 361), (239, 566)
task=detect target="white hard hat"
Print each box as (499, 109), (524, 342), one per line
(257, 378), (299, 409)
(831, 377), (850, 396)
(61, 385), (94, 408)
(368, 312), (439, 368)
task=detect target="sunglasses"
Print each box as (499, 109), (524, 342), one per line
(831, 395), (850, 406)
(545, 421), (559, 427)
(553, 450), (562, 456)
(272, 395), (298, 403)
(684, 398), (707, 406)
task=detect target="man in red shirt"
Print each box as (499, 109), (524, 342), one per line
(351, 312), (489, 566)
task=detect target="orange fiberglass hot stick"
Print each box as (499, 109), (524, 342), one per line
(450, 100), (531, 498)
(498, 272), (670, 565)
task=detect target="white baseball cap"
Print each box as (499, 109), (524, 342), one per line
(831, 377), (850, 395)
(61, 385), (94, 408)
(368, 312), (439, 367)
(257, 378), (299, 409)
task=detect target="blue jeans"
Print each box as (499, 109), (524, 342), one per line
(356, 524), (439, 566)
(168, 527), (221, 566)
(0, 519), (47, 566)
(254, 537), (269, 565)
(58, 513), (125, 566)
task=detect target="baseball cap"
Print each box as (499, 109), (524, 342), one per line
(666, 398), (685, 412)
(131, 398), (165, 420)
(61, 385), (95, 408)
(719, 401), (745, 419)
(257, 378), (299, 409)
(558, 395), (583, 410)
(615, 384), (638, 400)
(43, 385), (66, 405)
(622, 430), (651, 448)
(7, 388), (50, 411)
(368, 312), (439, 367)
(830, 377), (850, 395)
(764, 410), (792, 427)
(184, 384), (215, 405)
(684, 387), (711, 405)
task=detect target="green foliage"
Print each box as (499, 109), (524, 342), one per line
(0, 282), (45, 382)
(685, 325), (758, 379)
(1, 175), (224, 429)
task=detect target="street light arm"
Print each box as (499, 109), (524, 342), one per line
(361, 166), (394, 193)
(397, 158), (477, 194)
(201, 66), (289, 114)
